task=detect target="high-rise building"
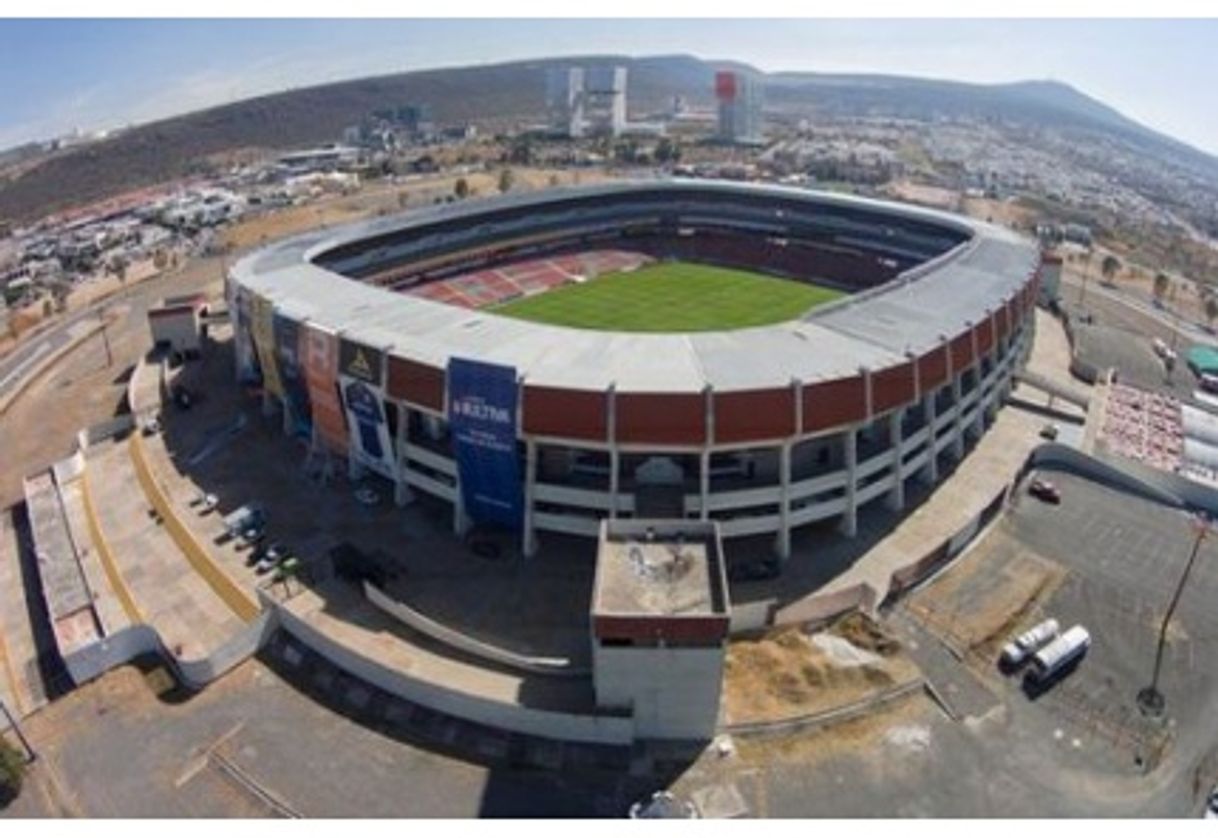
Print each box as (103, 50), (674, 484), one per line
(545, 65), (628, 138)
(583, 66), (627, 137)
(546, 66), (586, 138)
(715, 71), (765, 145)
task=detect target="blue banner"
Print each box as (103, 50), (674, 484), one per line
(448, 358), (522, 530)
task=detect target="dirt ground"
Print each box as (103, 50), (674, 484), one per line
(902, 523), (1066, 659)
(722, 614), (917, 725)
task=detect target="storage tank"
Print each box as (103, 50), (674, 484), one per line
(1028, 625), (1090, 683)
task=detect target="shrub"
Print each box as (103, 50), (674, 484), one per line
(0, 736), (26, 804)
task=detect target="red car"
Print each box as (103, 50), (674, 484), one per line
(1028, 479), (1062, 504)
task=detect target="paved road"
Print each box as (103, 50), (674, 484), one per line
(0, 254), (227, 407)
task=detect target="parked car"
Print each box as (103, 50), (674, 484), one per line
(354, 486), (380, 507)
(1205, 786), (1218, 819)
(199, 493), (219, 514)
(1028, 479), (1062, 504)
(1039, 423), (1059, 441)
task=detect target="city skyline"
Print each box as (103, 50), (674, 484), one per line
(2, 18), (1218, 156)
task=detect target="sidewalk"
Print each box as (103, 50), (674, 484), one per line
(0, 509), (48, 719)
(86, 440), (245, 658)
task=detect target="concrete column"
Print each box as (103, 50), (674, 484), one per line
(972, 365), (985, 437)
(775, 440), (793, 561)
(886, 408), (905, 511)
(951, 373), (965, 460)
(452, 483), (471, 537)
(607, 383), (619, 519)
(522, 438), (538, 557)
(699, 448), (710, 521)
(920, 391), (938, 484)
(394, 407), (415, 507)
(838, 427), (858, 537)
(609, 446), (620, 519)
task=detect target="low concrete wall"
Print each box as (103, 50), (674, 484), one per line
(729, 600), (776, 635)
(364, 582), (589, 677)
(271, 595), (635, 746)
(79, 414), (136, 449)
(1029, 443), (1184, 508)
(726, 677), (924, 739)
(771, 583), (878, 630)
(61, 610), (276, 690)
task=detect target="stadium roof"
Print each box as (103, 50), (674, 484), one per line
(231, 179), (1039, 394)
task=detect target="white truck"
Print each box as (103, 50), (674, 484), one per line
(1000, 618), (1060, 667)
(1027, 625), (1090, 684)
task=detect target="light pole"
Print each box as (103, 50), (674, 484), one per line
(0, 698), (34, 762)
(1138, 512), (1210, 717)
(97, 306), (113, 368)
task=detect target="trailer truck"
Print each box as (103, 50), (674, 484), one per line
(1027, 625), (1090, 684)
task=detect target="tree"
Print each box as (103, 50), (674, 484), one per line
(1100, 254), (1121, 287)
(654, 137), (682, 165)
(497, 168), (515, 194)
(0, 737), (26, 806)
(1154, 272), (1170, 303)
(453, 177), (470, 200)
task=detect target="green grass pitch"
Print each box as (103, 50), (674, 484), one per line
(492, 261), (844, 332)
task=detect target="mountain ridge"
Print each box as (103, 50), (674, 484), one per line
(0, 53), (1213, 223)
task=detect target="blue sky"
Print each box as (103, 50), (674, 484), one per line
(2, 19), (1217, 155)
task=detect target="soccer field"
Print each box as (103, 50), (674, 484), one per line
(493, 261), (844, 332)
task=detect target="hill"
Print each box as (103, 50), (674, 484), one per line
(0, 53), (1215, 224)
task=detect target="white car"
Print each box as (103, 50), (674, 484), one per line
(1205, 787), (1218, 819)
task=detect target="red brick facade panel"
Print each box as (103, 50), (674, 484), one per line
(871, 361), (918, 414)
(917, 346), (949, 393)
(975, 317), (995, 355)
(386, 355), (445, 412)
(996, 302), (1011, 341)
(713, 388), (796, 444)
(802, 375), (867, 433)
(593, 614), (730, 645)
(523, 385), (608, 442)
(616, 392), (706, 446)
(949, 331), (974, 372)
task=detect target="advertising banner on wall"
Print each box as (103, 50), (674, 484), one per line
(230, 283), (261, 386)
(273, 313), (312, 439)
(300, 322), (348, 455)
(250, 294), (284, 398)
(338, 338), (395, 478)
(448, 357), (522, 530)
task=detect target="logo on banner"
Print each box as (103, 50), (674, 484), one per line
(344, 378), (387, 462)
(348, 348), (374, 381)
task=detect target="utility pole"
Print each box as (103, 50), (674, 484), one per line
(1138, 513), (1209, 717)
(97, 307), (112, 368)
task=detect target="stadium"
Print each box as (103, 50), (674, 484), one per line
(226, 179), (1042, 560)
